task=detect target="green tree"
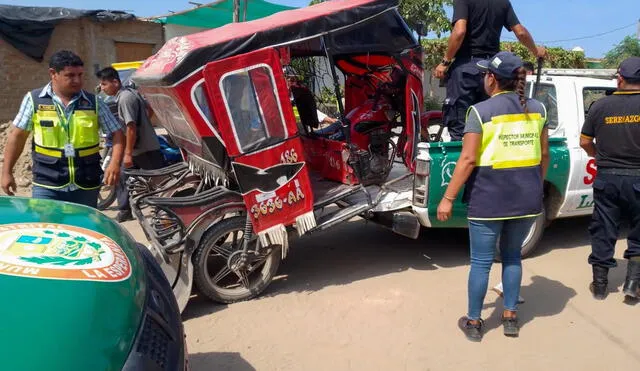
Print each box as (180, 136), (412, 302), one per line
(422, 39), (585, 70)
(309, 0), (452, 35)
(500, 42), (585, 69)
(398, 0), (452, 35)
(603, 36), (640, 68)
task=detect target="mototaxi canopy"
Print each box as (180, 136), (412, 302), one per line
(134, 0), (415, 86)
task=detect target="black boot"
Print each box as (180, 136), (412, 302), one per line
(622, 258), (640, 299)
(590, 265), (609, 300)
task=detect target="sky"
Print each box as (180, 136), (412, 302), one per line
(2, 0), (639, 58)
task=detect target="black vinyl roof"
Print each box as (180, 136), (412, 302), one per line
(135, 0), (417, 86)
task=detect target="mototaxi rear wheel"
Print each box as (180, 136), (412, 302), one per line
(193, 216), (281, 304)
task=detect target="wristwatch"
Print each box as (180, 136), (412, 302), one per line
(441, 58), (452, 67)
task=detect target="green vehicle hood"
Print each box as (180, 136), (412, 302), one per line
(0, 196), (146, 371)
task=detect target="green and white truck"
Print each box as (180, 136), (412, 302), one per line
(416, 69), (617, 257)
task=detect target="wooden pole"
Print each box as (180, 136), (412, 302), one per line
(243, 0), (248, 22)
(233, 0), (240, 23)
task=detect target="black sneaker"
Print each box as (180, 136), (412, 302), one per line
(116, 210), (134, 222)
(458, 317), (483, 342)
(502, 315), (519, 337)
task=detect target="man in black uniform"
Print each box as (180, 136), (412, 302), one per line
(433, 0), (546, 141)
(580, 56), (640, 301)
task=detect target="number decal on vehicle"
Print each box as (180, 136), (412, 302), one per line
(250, 184), (306, 220)
(280, 149), (299, 164)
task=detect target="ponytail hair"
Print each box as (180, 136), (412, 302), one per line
(496, 67), (529, 113)
(514, 67), (528, 114)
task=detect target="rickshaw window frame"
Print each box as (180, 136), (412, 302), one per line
(145, 93), (201, 145)
(191, 79), (226, 146)
(218, 63), (289, 155)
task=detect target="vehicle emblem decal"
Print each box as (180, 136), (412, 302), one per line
(441, 161), (456, 186)
(232, 162), (304, 195)
(0, 223), (131, 282)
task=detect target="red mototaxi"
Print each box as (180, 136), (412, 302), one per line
(129, 0), (437, 306)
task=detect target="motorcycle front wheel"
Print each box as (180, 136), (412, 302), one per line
(97, 147), (117, 210)
(193, 216), (282, 304)
(97, 184), (117, 211)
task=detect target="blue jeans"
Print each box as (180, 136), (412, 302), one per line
(467, 217), (535, 320)
(315, 122), (344, 140)
(32, 185), (99, 208)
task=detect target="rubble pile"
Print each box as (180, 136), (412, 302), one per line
(0, 121), (33, 193)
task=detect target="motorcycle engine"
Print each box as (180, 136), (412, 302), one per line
(348, 128), (394, 185)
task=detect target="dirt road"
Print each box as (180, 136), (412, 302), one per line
(118, 214), (639, 370)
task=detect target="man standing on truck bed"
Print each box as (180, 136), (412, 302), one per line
(580, 57), (640, 301)
(434, 0), (546, 141)
(97, 67), (165, 222)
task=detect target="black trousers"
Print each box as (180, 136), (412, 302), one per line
(588, 172), (640, 268)
(117, 149), (166, 212)
(443, 57), (489, 141)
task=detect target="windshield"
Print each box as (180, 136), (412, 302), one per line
(220, 65), (288, 153)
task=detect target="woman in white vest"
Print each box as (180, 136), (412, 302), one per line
(436, 51), (550, 341)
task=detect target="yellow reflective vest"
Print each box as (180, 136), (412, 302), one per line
(30, 88), (102, 190)
(464, 92), (547, 220)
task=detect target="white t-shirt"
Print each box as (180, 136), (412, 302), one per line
(316, 110), (328, 122)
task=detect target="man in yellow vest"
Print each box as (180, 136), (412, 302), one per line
(1, 50), (125, 208)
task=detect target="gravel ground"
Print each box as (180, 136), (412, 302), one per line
(114, 213), (640, 371)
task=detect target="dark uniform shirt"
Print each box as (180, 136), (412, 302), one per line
(581, 91), (640, 169)
(452, 0), (520, 59)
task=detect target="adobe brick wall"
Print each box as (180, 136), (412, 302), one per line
(0, 18), (163, 121)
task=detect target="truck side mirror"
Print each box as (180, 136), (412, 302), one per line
(415, 22), (427, 37)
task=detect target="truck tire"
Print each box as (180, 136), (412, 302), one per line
(193, 216), (281, 304)
(495, 207), (546, 261)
